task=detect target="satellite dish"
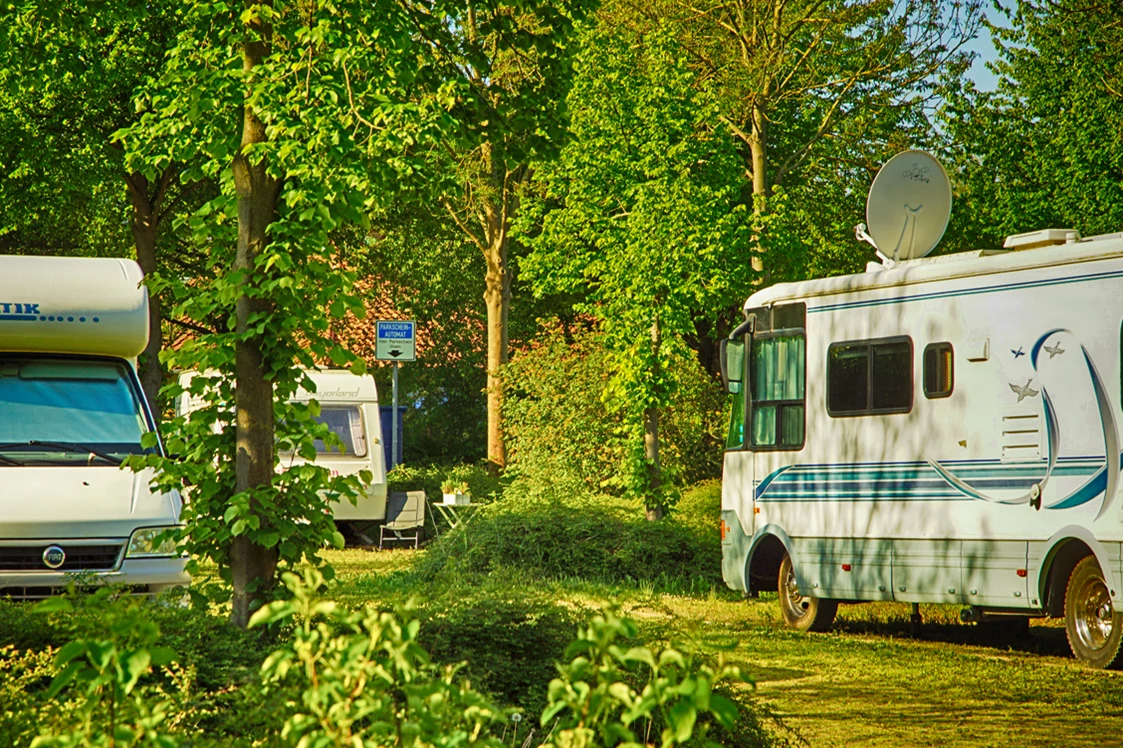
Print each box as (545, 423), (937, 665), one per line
(863, 150), (952, 262)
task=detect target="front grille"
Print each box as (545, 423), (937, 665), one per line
(0, 584), (150, 601)
(0, 544), (124, 572)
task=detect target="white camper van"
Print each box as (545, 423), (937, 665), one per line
(720, 151), (1123, 668)
(175, 369), (389, 531)
(0, 255), (189, 599)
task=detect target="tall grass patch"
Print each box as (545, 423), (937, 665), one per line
(416, 483), (724, 590)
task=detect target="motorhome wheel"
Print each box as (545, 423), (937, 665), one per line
(1064, 555), (1123, 669)
(778, 554), (838, 633)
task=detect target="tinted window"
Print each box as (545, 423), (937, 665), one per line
(872, 340), (912, 410)
(827, 344), (867, 413)
(828, 338), (913, 416)
(924, 343), (954, 398)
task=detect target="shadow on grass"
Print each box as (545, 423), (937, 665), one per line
(831, 615), (1072, 659)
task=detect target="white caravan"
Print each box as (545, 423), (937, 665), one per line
(720, 151), (1123, 668)
(175, 369), (389, 529)
(288, 369), (389, 527)
(0, 256), (189, 599)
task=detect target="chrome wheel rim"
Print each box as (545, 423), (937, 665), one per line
(1074, 574), (1115, 652)
(782, 564), (810, 619)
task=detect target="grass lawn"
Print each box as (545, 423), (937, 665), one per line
(321, 546), (1123, 747)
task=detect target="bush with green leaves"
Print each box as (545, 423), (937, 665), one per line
(251, 566), (506, 747)
(23, 590), (184, 748)
(420, 591), (580, 721)
(414, 492), (721, 591)
(502, 325), (726, 507)
(540, 609), (743, 748)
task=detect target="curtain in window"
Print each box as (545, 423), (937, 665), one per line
(753, 336), (805, 401)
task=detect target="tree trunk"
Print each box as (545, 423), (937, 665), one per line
(644, 317), (663, 521)
(125, 171), (169, 412)
(483, 231), (510, 470)
(749, 101), (769, 283)
(230, 4), (281, 629)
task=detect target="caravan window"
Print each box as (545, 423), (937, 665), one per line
(312, 406), (367, 457)
(827, 337), (913, 416)
(923, 343), (954, 398)
(750, 334), (805, 449)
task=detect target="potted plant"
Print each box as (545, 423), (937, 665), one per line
(441, 479), (471, 505)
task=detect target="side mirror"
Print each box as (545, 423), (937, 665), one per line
(719, 338), (745, 394)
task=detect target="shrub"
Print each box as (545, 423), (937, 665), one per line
(414, 493), (722, 590)
(540, 609), (744, 748)
(23, 590), (184, 748)
(502, 326), (627, 500)
(420, 592), (580, 720)
(251, 567), (506, 747)
(502, 325), (727, 502)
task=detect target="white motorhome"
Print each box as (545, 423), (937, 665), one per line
(175, 369), (389, 531)
(720, 152), (1123, 668)
(0, 255), (189, 599)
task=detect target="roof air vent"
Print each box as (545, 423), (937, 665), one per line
(1003, 228), (1080, 250)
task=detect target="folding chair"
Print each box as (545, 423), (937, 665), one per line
(379, 490), (427, 549)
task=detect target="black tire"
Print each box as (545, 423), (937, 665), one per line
(1064, 555), (1123, 669)
(778, 553), (837, 632)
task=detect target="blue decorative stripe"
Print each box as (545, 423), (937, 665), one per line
(0, 314), (36, 321)
(807, 268), (1123, 314)
(754, 459), (1105, 505)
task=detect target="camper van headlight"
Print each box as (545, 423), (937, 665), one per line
(126, 526), (180, 558)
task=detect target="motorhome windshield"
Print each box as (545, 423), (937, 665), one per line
(0, 357), (151, 464)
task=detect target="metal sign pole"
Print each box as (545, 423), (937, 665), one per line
(391, 361), (399, 470)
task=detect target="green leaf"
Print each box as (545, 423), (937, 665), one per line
(669, 701), (697, 743)
(708, 694), (738, 730)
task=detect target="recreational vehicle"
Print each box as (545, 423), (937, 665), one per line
(288, 369), (389, 529)
(175, 369), (389, 533)
(0, 256), (189, 599)
(720, 151), (1123, 668)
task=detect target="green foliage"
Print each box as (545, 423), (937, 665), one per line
(503, 325), (726, 500)
(421, 593), (580, 722)
(519, 19), (754, 513)
(415, 492), (721, 591)
(27, 590), (182, 748)
(391, 461), (501, 500)
(939, 0), (1123, 251)
(251, 566), (505, 747)
(0, 3), (174, 256)
(0, 645), (58, 746)
(541, 609), (743, 748)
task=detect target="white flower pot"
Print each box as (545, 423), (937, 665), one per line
(443, 492), (470, 506)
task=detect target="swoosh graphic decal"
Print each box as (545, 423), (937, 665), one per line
(931, 328), (1120, 514)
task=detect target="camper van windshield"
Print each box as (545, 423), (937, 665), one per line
(0, 358), (150, 465)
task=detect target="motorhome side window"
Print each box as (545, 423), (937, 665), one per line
(923, 342), (953, 398)
(827, 337), (913, 416)
(750, 333), (805, 449)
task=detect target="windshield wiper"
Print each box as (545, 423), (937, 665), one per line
(0, 440), (125, 466)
